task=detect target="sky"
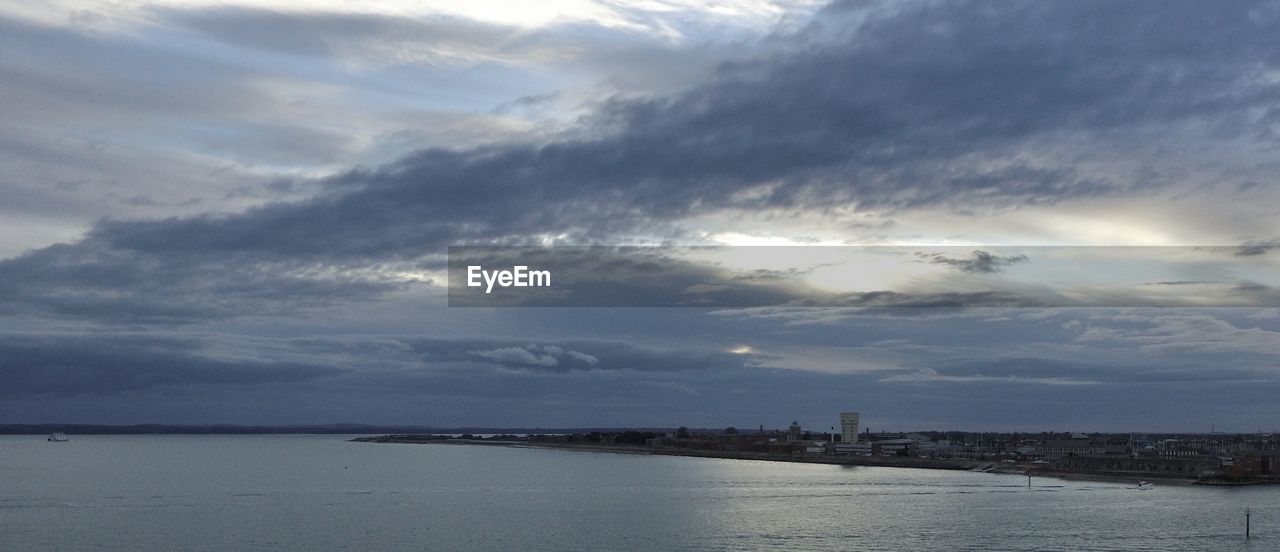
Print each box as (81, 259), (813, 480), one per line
(2, 0), (1280, 432)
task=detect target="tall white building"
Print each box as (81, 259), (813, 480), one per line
(840, 412), (860, 443)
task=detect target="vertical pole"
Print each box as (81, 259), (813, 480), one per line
(1027, 474), (1032, 488)
(1246, 507), (1251, 540)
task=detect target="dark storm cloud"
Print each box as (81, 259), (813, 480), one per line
(6, 1), (1280, 321)
(82, 0), (1280, 260)
(0, 333), (342, 397)
(917, 250), (1029, 274)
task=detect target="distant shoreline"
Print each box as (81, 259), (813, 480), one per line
(352, 435), (1216, 487)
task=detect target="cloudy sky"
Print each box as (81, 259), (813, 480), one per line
(3, 0), (1280, 432)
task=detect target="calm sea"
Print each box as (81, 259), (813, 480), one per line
(1, 434), (1275, 551)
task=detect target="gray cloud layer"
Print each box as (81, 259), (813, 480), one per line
(1, 2), (1275, 318)
(4, 310), (1279, 430)
(0, 333), (341, 397)
(4, 1), (1280, 427)
(0, 332), (762, 399)
(74, 0), (1280, 261)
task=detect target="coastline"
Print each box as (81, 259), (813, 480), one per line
(351, 435), (1207, 486)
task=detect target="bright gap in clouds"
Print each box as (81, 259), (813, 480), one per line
(5, 0), (814, 39)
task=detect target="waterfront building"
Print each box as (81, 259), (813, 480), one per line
(787, 421), (803, 442)
(840, 412), (860, 443)
(832, 442), (872, 456)
(875, 438), (917, 456)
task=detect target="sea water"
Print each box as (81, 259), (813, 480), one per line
(1, 435), (1274, 551)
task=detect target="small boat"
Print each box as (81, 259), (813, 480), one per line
(1136, 480), (1154, 489)
(47, 432), (69, 442)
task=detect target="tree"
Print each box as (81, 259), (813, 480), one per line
(614, 431), (656, 445)
(676, 426), (690, 439)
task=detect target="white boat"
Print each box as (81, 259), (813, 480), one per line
(47, 432), (69, 442)
(1136, 480), (1154, 489)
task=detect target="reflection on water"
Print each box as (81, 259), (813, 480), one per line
(0, 435), (1274, 551)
